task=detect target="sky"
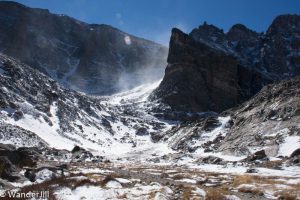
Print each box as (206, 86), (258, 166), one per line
(11, 0), (300, 45)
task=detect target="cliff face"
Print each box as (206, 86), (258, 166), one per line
(151, 28), (240, 112)
(0, 1), (168, 94)
(151, 28), (271, 113)
(151, 15), (300, 113)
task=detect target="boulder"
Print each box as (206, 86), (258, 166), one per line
(136, 127), (149, 136)
(0, 156), (18, 181)
(290, 148), (300, 158)
(0, 144), (39, 168)
(244, 150), (267, 162)
(196, 156), (225, 164)
(246, 168), (258, 173)
(71, 146), (94, 161)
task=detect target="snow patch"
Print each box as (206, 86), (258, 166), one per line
(106, 180), (122, 188)
(35, 169), (55, 183)
(278, 135), (300, 157)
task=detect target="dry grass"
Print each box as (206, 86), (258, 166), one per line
(182, 186), (193, 200)
(205, 187), (229, 200)
(100, 173), (118, 187)
(275, 192), (297, 200)
(274, 183), (300, 200)
(172, 173), (187, 180)
(238, 187), (264, 196)
(259, 160), (283, 168)
(117, 193), (127, 199)
(233, 175), (300, 199)
(232, 174), (284, 187)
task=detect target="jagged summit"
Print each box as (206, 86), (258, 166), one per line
(267, 14), (300, 34)
(151, 14), (300, 114)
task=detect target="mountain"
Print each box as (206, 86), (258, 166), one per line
(159, 76), (300, 158)
(151, 15), (300, 113)
(0, 53), (172, 154)
(0, 3), (300, 197)
(0, 1), (168, 94)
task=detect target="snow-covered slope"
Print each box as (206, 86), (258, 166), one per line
(159, 77), (300, 160)
(1, 52), (300, 165)
(0, 53), (173, 159)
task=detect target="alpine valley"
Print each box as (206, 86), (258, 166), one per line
(0, 1), (299, 200)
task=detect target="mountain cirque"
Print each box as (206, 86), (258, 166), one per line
(0, 1), (299, 199)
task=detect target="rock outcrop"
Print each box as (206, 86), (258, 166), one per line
(151, 15), (300, 113)
(151, 28), (271, 113)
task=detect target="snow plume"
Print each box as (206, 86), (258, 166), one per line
(115, 65), (165, 92)
(115, 48), (167, 92)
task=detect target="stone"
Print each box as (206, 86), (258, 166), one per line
(290, 148), (300, 158)
(0, 156), (18, 181)
(196, 156), (225, 164)
(135, 127), (149, 136)
(246, 168), (258, 173)
(245, 150), (267, 162)
(0, 144), (39, 168)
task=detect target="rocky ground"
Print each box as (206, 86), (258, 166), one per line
(0, 143), (299, 200)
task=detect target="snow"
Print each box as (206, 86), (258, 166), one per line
(6, 103), (75, 150)
(55, 182), (171, 200)
(108, 80), (161, 105)
(35, 169), (55, 183)
(187, 163), (300, 177)
(278, 135), (300, 157)
(193, 187), (206, 197)
(105, 180), (122, 188)
(175, 178), (197, 184)
(115, 178), (132, 184)
(225, 195), (241, 200)
(61, 58), (80, 85)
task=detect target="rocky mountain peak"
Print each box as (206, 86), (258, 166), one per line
(227, 23), (259, 41)
(151, 14), (300, 114)
(0, 1), (28, 9)
(189, 22), (226, 50)
(194, 21), (225, 37)
(267, 14), (300, 35)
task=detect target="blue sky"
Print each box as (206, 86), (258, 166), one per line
(13, 0), (300, 45)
